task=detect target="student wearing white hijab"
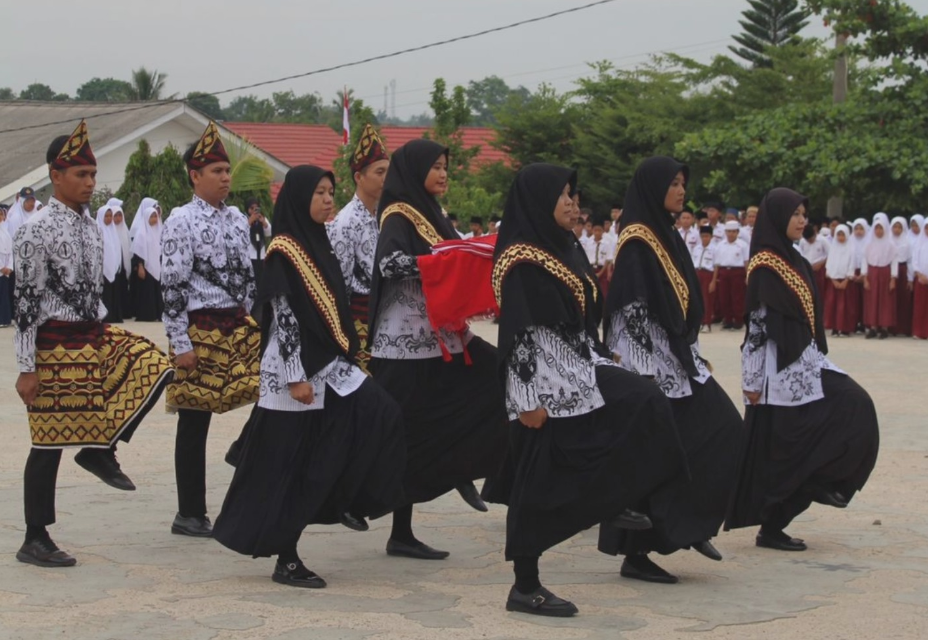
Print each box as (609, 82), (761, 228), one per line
(130, 197), (159, 240)
(890, 216), (914, 336)
(96, 205), (125, 322)
(110, 204), (134, 317)
(849, 218), (870, 332)
(861, 213), (898, 339)
(824, 225), (857, 337)
(130, 204), (164, 321)
(0, 207), (12, 327)
(910, 214), (925, 250)
(912, 220), (928, 339)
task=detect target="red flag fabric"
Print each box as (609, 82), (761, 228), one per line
(417, 235), (499, 352)
(342, 89), (350, 145)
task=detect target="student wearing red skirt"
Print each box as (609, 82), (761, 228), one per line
(824, 224), (857, 336)
(912, 220), (928, 339)
(862, 213), (898, 340)
(891, 216), (914, 336)
(691, 226), (716, 332)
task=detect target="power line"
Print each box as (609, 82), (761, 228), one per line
(0, 0), (618, 136)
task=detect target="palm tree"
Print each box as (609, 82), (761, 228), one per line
(130, 67), (170, 101)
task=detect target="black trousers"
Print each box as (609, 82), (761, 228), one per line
(24, 449), (63, 527)
(175, 409), (212, 518)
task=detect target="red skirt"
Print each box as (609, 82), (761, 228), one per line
(696, 269), (714, 325)
(825, 279), (857, 334)
(717, 267), (746, 325)
(813, 268), (826, 301)
(913, 281), (928, 339)
(894, 263), (913, 336)
(864, 264), (896, 329)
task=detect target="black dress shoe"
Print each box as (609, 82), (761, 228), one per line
(506, 585), (578, 617)
(339, 512), (369, 532)
(171, 513), (213, 537)
(808, 488), (849, 509)
(386, 538), (449, 560)
(691, 539), (723, 561)
(272, 560), (327, 589)
(620, 555), (679, 584)
(74, 448), (136, 491)
(16, 537), (77, 568)
(456, 481), (488, 512)
(224, 440), (242, 467)
(865, 329), (877, 339)
(613, 509), (653, 531)
(756, 529), (807, 551)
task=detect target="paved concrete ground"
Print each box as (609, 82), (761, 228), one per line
(0, 320), (925, 640)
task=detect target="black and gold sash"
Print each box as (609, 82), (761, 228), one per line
(615, 223), (689, 316)
(747, 250), (816, 335)
(266, 235), (351, 352)
(493, 243), (597, 314)
(380, 202), (444, 247)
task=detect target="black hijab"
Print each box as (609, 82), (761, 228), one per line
(368, 139), (458, 343)
(745, 187), (827, 370)
(494, 163), (604, 362)
(258, 165), (359, 377)
(606, 156), (704, 376)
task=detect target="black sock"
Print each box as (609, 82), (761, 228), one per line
(390, 505), (418, 545)
(25, 524), (48, 544)
(513, 556), (542, 594)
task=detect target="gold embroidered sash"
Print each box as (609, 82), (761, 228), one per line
(266, 235), (350, 352)
(493, 243), (596, 314)
(615, 223), (690, 316)
(747, 250), (816, 335)
(379, 203), (444, 247)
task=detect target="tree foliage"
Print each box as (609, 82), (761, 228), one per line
(730, 0), (810, 67)
(76, 78), (134, 102)
(186, 92), (224, 119)
(130, 67), (169, 101)
(115, 139), (191, 222)
(19, 83), (69, 101)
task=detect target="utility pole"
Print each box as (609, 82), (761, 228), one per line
(827, 32), (848, 220)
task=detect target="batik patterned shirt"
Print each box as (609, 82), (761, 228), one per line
(14, 197), (107, 372)
(160, 195), (255, 354)
(327, 195), (378, 297)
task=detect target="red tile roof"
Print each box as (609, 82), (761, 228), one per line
(224, 122), (508, 173)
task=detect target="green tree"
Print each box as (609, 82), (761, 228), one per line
(223, 95), (276, 122)
(19, 83), (68, 101)
(730, 0), (810, 67)
(465, 75), (530, 126)
(493, 84), (578, 171)
(116, 140), (191, 222)
(272, 90), (324, 123)
(130, 67), (170, 101)
(332, 95), (380, 209)
(76, 77), (133, 102)
(428, 78), (478, 182)
(0, 87), (13, 100)
(186, 92), (224, 120)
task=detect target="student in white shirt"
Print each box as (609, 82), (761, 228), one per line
(691, 226), (716, 332)
(713, 220), (750, 329)
(677, 208), (699, 254)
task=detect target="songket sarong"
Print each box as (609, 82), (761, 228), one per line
(350, 294), (371, 371)
(30, 320), (173, 449)
(166, 307), (260, 414)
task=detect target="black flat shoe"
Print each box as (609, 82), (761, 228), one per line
(865, 330), (877, 339)
(74, 448), (136, 491)
(807, 488), (849, 509)
(339, 512), (369, 532)
(506, 585), (578, 617)
(456, 481), (488, 512)
(386, 538), (449, 560)
(691, 539), (723, 561)
(612, 508), (653, 530)
(272, 561), (326, 589)
(620, 555), (678, 584)
(171, 513), (213, 538)
(878, 329), (888, 340)
(756, 529), (807, 552)
(224, 440), (242, 467)
(16, 537), (77, 568)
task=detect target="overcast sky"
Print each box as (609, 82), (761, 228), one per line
(4, 0), (928, 118)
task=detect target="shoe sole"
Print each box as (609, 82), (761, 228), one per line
(171, 526), (213, 538)
(506, 600), (578, 617)
(386, 548), (450, 560)
(620, 570), (679, 584)
(272, 574), (326, 589)
(755, 539), (807, 552)
(16, 551), (76, 568)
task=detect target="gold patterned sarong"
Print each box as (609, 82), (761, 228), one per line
(166, 308), (260, 414)
(30, 321), (174, 449)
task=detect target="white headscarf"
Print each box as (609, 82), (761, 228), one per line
(111, 205), (132, 272)
(890, 216), (912, 264)
(825, 224), (855, 279)
(910, 215), (925, 251)
(0, 216), (13, 258)
(130, 197), (158, 240)
(849, 217), (870, 268)
(6, 195), (42, 240)
(866, 213), (896, 267)
(96, 205), (123, 283)
(913, 220), (928, 276)
(131, 205), (163, 281)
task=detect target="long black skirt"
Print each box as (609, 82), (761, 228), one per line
(483, 365), (687, 559)
(725, 371), (879, 531)
(368, 336), (508, 505)
(598, 376), (743, 556)
(131, 264), (163, 322)
(102, 277), (123, 323)
(116, 267), (132, 319)
(213, 378), (407, 558)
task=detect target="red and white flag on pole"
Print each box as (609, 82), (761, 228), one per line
(342, 87), (350, 145)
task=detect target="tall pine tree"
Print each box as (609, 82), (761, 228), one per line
(730, 0), (810, 67)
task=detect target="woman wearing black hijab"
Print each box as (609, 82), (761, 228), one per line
(486, 163), (686, 617)
(598, 157), (743, 584)
(212, 166), (407, 588)
(726, 188), (879, 550)
(367, 139), (508, 560)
